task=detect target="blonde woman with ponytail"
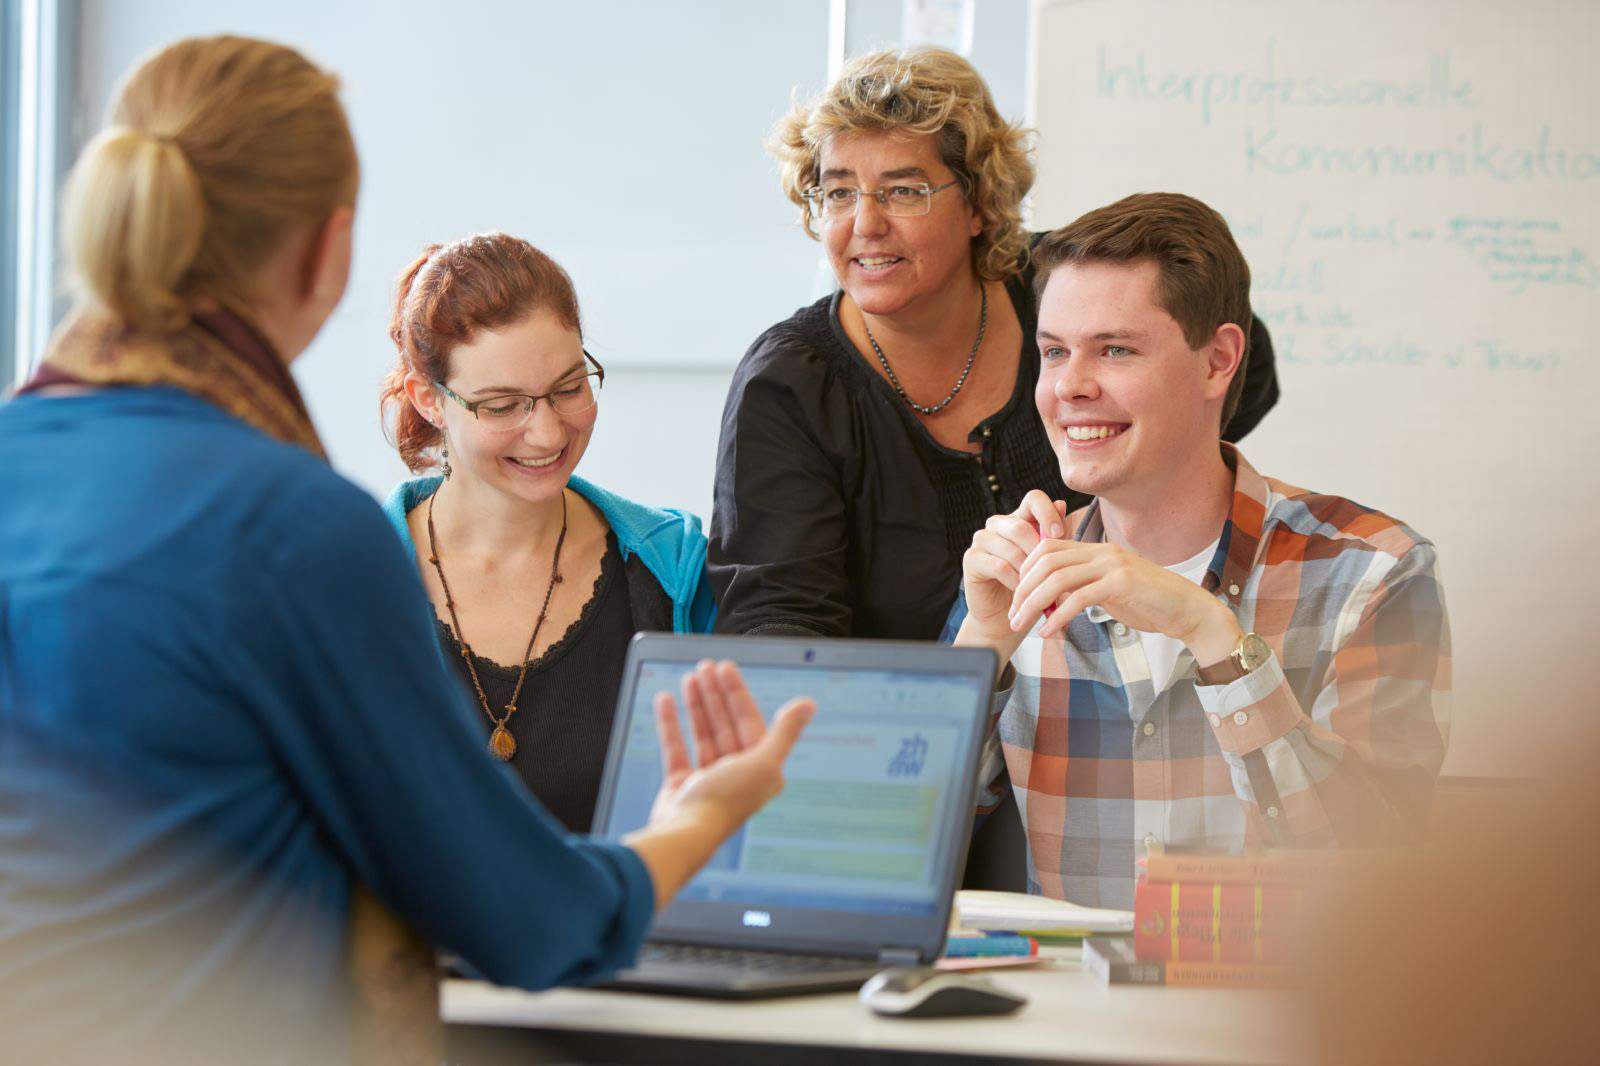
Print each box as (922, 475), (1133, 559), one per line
(0, 35), (811, 1066)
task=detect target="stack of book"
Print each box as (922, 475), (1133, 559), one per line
(951, 889), (1134, 964)
(954, 889), (1136, 938)
(1083, 848), (1335, 986)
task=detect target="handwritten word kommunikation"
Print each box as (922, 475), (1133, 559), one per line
(1245, 125), (1599, 182)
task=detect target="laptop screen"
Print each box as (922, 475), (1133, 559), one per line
(592, 635), (995, 958)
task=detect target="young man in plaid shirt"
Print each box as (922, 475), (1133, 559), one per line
(951, 192), (1450, 908)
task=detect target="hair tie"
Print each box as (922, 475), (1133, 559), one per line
(140, 128), (183, 152)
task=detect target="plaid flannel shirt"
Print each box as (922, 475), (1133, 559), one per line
(964, 445), (1451, 908)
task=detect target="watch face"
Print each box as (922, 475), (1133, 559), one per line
(1239, 633), (1272, 672)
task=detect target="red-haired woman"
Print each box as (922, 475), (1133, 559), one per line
(379, 233), (714, 831)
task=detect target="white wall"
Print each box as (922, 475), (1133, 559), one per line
(70, 1), (1032, 522)
(73, 0), (837, 521)
(845, 0), (1028, 120)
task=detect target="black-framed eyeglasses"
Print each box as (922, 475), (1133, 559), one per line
(802, 180), (960, 219)
(434, 349), (605, 431)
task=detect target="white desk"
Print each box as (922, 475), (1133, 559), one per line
(443, 960), (1306, 1065)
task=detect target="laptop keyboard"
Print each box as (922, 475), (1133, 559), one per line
(637, 943), (874, 977)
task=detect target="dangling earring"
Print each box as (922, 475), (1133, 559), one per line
(435, 423), (452, 479)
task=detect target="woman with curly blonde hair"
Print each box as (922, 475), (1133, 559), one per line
(710, 46), (1279, 640)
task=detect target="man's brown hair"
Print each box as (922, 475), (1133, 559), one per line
(1032, 192), (1252, 427)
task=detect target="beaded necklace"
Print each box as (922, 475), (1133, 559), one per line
(424, 490), (567, 760)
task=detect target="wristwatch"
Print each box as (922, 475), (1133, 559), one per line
(1195, 632), (1271, 685)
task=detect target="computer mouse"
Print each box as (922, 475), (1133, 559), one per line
(858, 966), (1028, 1018)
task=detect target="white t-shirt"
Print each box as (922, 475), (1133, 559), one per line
(1133, 537), (1219, 694)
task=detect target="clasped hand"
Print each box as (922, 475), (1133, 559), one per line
(960, 490), (1240, 663)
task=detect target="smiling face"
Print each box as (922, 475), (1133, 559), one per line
(817, 130), (983, 319)
(1035, 259), (1236, 508)
(432, 310), (596, 504)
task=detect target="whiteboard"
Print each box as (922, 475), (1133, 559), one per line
(1028, 0), (1600, 777)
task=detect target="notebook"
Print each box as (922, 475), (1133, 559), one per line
(589, 633), (997, 998)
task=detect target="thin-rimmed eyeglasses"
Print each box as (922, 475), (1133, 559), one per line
(434, 349), (605, 431)
(802, 180), (960, 220)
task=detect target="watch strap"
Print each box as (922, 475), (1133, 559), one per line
(1196, 632), (1268, 686)
(1195, 652), (1247, 686)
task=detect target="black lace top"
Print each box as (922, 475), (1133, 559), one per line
(436, 530), (634, 832)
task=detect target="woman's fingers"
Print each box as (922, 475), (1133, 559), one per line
(680, 661), (810, 769)
(694, 659), (743, 762)
(681, 666), (717, 764)
(713, 659), (766, 750)
(732, 696), (815, 813)
(654, 691), (691, 785)
(755, 697), (815, 773)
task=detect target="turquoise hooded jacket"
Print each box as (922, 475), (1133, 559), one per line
(381, 474), (716, 640)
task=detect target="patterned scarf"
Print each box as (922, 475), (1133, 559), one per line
(20, 306), (326, 459)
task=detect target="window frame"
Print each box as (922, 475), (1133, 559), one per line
(1, 2), (20, 389)
(7, 0), (77, 390)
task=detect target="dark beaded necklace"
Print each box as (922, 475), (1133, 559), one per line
(425, 489), (567, 761)
(863, 284), (987, 416)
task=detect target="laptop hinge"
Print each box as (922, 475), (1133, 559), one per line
(878, 947), (921, 967)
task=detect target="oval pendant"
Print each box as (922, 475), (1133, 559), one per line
(488, 725), (517, 761)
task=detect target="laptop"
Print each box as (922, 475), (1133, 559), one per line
(589, 633), (997, 998)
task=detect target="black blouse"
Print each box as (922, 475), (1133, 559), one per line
(709, 274), (1280, 641)
(436, 531), (636, 833)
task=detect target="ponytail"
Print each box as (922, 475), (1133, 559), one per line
(64, 127), (206, 335)
(379, 359), (442, 475)
(59, 36), (358, 338)
(381, 246), (446, 472)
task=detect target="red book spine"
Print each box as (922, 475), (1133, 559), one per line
(1132, 878), (1305, 964)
